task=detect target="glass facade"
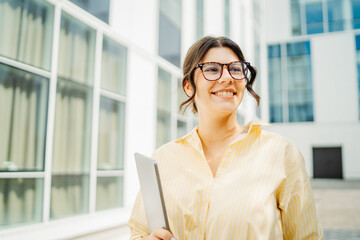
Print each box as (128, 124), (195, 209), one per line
(0, 0), (127, 230)
(0, 64), (49, 171)
(268, 45), (283, 123)
(69, 0), (110, 23)
(286, 41), (313, 122)
(356, 35), (360, 119)
(268, 41), (313, 123)
(196, 0), (204, 39)
(291, 0), (358, 35)
(224, 0), (230, 36)
(0, 0), (54, 70)
(0, 178), (43, 228)
(158, 0), (182, 67)
(156, 70), (196, 147)
(156, 68), (172, 147)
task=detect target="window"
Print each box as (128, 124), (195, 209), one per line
(0, 178), (43, 227)
(352, 0), (360, 29)
(196, 0), (204, 39)
(291, 0), (354, 35)
(0, 64), (48, 227)
(356, 35), (360, 119)
(287, 41), (313, 122)
(69, 0), (110, 23)
(101, 37), (127, 96)
(51, 12), (96, 220)
(268, 41), (313, 123)
(156, 69), (196, 147)
(268, 45), (283, 123)
(158, 0), (182, 67)
(156, 68), (172, 147)
(224, 0), (230, 36)
(0, 0), (54, 70)
(0, 64), (49, 171)
(305, 1), (323, 34)
(327, 0), (345, 31)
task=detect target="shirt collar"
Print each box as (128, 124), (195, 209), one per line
(175, 118), (271, 150)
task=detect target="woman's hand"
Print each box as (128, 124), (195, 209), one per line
(142, 228), (176, 240)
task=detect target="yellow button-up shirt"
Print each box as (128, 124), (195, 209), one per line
(129, 120), (323, 239)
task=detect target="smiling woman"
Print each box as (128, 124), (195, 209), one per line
(129, 36), (323, 240)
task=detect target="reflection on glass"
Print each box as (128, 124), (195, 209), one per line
(305, 2), (324, 34)
(287, 41), (313, 122)
(98, 97), (125, 170)
(101, 36), (127, 95)
(0, 64), (49, 171)
(0, 178), (43, 228)
(356, 35), (360, 119)
(51, 13), (95, 219)
(50, 175), (89, 219)
(224, 0), (230, 36)
(268, 45), (283, 123)
(157, 68), (172, 147)
(159, 0), (181, 67)
(58, 12), (95, 85)
(327, 0), (345, 32)
(291, 0), (301, 35)
(0, 0), (54, 70)
(69, 0), (110, 23)
(177, 120), (187, 138)
(177, 78), (188, 114)
(196, 0), (204, 39)
(352, 0), (360, 29)
(96, 177), (123, 211)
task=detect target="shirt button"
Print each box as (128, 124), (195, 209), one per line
(200, 213), (206, 218)
(228, 148), (232, 153)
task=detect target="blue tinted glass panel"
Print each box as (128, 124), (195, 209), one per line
(352, 0), (360, 29)
(291, 0), (302, 35)
(69, 0), (110, 23)
(287, 41), (313, 122)
(268, 45), (281, 58)
(287, 41), (311, 56)
(268, 44), (283, 123)
(306, 2), (324, 34)
(356, 35), (360, 50)
(327, 0), (345, 32)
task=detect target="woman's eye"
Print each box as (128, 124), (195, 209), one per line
(230, 67), (242, 72)
(204, 68), (219, 72)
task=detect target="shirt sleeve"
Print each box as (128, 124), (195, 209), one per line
(128, 191), (150, 240)
(278, 140), (323, 240)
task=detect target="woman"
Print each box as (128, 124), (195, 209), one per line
(129, 36), (323, 240)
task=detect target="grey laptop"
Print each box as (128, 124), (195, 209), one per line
(134, 153), (170, 233)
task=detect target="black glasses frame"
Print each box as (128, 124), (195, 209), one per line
(195, 61), (250, 81)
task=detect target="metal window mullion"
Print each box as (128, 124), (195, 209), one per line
(0, 56), (50, 79)
(323, 0), (329, 32)
(42, 2), (61, 223)
(344, 0), (352, 30)
(171, 75), (178, 140)
(300, 0), (307, 35)
(0, 172), (44, 178)
(88, 30), (103, 213)
(281, 43), (289, 123)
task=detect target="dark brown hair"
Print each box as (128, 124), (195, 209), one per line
(180, 36), (260, 113)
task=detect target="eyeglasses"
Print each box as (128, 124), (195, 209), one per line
(195, 61), (250, 81)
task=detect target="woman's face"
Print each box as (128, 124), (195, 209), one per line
(185, 47), (247, 117)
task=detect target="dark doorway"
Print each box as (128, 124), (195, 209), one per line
(313, 147), (343, 179)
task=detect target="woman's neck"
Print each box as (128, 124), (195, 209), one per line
(197, 111), (244, 145)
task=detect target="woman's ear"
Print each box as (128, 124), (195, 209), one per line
(184, 80), (194, 97)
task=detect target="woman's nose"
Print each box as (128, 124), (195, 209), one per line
(217, 66), (234, 83)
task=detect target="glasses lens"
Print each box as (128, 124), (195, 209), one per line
(202, 63), (221, 80)
(229, 62), (248, 80)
